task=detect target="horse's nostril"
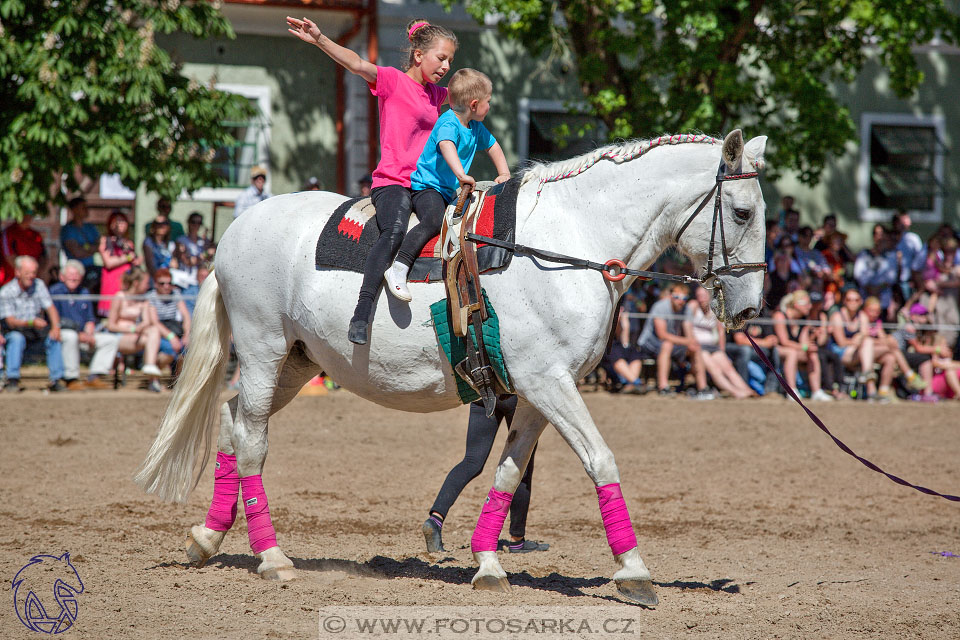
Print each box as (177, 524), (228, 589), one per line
(741, 307), (758, 321)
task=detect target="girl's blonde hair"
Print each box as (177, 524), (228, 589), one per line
(122, 266), (148, 290)
(780, 289), (810, 313)
(448, 68), (492, 112)
(404, 19), (458, 71)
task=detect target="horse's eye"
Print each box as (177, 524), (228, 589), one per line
(733, 207), (751, 222)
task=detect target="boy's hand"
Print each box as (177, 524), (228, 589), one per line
(459, 174), (476, 188)
(287, 16), (322, 45)
(494, 173), (511, 184)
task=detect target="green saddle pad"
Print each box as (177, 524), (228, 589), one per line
(430, 289), (513, 404)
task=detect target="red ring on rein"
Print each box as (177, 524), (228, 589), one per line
(603, 259), (627, 282)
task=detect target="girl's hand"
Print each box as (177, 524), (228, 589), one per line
(286, 16), (322, 46)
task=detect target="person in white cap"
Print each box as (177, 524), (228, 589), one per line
(233, 165), (272, 218)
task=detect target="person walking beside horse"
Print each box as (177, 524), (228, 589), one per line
(287, 15), (458, 344)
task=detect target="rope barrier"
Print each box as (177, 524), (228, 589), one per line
(622, 311), (960, 333)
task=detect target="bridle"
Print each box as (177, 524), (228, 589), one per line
(465, 160), (767, 287)
(673, 161), (768, 287)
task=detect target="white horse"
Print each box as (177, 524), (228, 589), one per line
(135, 130), (768, 605)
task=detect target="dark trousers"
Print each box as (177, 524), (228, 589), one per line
(396, 188), (447, 267)
(353, 185), (413, 320)
(430, 395), (535, 539)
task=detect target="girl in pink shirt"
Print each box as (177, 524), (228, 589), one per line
(288, 16), (457, 344)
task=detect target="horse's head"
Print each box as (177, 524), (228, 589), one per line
(678, 129), (768, 329)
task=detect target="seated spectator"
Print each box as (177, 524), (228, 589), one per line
(890, 303), (937, 401)
(773, 290), (833, 401)
(302, 176), (322, 191)
(142, 217), (176, 282)
(61, 197), (102, 292)
(173, 212), (214, 283)
(914, 325), (960, 400)
(602, 306), (645, 394)
(106, 267), (164, 392)
(729, 316), (782, 395)
(764, 220), (779, 267)
(1, 216), (47, 285)
(764, 240), (797, 311)
(853, 224), (897, 314)
(820, 231), (850, 295)
(181, 261), (211, 317)
(97, 210), (140, 318)
(147, 268), (191, 370)
(860, 296), (926, 401)
(0, 255), (64, 392)
(636, 283), (713, 399)
(805, 290), (846, 399)
(685, 287), (754, 398)
(814, 215), (852, 259)
(50, 260), (120, 390)
(796, 226), (830, 278)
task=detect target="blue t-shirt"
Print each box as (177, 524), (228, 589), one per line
(410, 110), (496, 203)
(60, 223), (101, 268)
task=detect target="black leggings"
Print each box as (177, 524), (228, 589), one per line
(352, 185), (413, 322)
(429, 395), (535, 539)
(396, 189), (447, 267)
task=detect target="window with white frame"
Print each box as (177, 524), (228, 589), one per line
(517, 98), (607, 165)
(190, 84), (271, 201)
(858, 113), (945, 223)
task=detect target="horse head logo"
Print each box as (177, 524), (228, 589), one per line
(12, 552), (84, 634)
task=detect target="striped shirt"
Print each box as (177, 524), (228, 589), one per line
(146, 290), (182, 322)
(0, 278), (52, 322)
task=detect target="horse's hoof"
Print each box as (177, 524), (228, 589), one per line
(472, 575), (512, 593)
(259, 565), (297, 581)
(615, 579), (658, 607)
(185, 528), (218, 567)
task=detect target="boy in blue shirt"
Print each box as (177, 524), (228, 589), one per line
(384, 68), (511, 301)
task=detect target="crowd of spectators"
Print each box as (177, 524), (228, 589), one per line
(0, 196), (215, 393)
(600, 199), (960, 403)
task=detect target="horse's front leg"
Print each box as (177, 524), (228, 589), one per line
(470, 401), (548, 592)
(186, 399), (239, 567)
(521, 376), (658, 606)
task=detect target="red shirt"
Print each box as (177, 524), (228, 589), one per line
(0, 223), (45, 285)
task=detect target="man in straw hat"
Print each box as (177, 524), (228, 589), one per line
(234, 165), (273, 219)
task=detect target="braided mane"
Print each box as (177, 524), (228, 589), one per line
(521, 133), (721, 189)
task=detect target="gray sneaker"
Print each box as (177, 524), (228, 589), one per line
(694, 389), (716, 400)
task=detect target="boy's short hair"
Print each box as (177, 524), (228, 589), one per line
(447, 68), (492, 112)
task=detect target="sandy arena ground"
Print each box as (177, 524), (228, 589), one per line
(1, 388), (959, 638)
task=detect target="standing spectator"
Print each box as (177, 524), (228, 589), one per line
(776, 195), (794, 229)
(233, 166), (272, 218)
(685, 287), (755, 398)
(1, 215), (47, 285)
(773, 290), (833, 401)
(97, 210), (140, 317)
(764, 220), (779, 268)
(301, 177), (322, 191)
(142, 217), (176, 281)
(49, 260), (120, 390)
(796, 227), (830, 280)
(106, 267), (164, 392)
(820, 231), (850, 295)
(853, 224), (897, 313)
(891, 210), (925, 297)
(0, 255), (64, 392)
(143, 198), (185, 242)
(814, 215), (855, 264)
(146, 268), (191, 370)
(60, 197), (101, 292)
(781, 208), (800, 244)
(636, 283), (713, 399)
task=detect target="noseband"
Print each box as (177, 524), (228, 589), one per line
(674, 162), (768, 286)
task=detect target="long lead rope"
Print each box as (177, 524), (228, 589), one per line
(747, 334), (960, 503)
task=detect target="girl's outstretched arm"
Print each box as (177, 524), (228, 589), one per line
(286, 16), (378, 84)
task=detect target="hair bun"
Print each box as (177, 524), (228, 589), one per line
(407, 20), (430, 41)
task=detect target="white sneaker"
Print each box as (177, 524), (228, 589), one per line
(141, 364), (163, 377)
(383, 266), (412, 302)
(811, 389), (834, 402)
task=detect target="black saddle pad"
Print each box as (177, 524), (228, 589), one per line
(315, 178), (520, 283)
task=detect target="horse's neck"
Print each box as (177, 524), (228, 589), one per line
(520, 146), (718, 277)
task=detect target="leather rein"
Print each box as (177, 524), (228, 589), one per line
(465, 161), (767, 286)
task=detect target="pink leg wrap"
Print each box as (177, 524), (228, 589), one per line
(241, 475), (278, 554)
(471, 487), (513, 552)
(596, 483), (638, 556)
(204, 452), (239, 531)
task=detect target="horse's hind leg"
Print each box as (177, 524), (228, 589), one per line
(511, 376), (657, 606)
(469, 400), (548, 592)
(186, 397), (241, 567)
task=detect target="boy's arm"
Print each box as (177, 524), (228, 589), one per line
(437, 140), (475, 187)
(486, 142), (511, 183)
(287, 17), (378, 84)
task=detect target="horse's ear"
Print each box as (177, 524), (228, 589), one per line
(722, 129), (744, 171)
(744, 135), (768, 172)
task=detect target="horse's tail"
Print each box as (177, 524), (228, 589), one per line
(134, 270), (232, 503)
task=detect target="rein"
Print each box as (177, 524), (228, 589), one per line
(747, 334), (960, 503)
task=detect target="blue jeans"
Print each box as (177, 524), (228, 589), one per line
(3, 331), (64, 382)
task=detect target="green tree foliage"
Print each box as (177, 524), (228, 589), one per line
(0, 0), (255, 220)
(444, 0), (960, 183)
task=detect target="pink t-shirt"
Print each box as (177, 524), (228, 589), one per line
(369, 66), (447, 189)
